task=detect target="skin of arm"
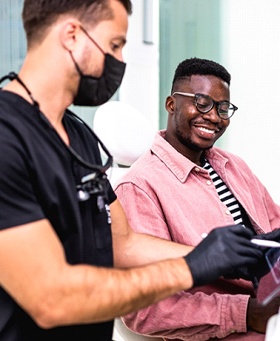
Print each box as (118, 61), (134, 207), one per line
(0, 218), (193, 330)
(110, 199), (194, 268)
(247, 297), (280, 333)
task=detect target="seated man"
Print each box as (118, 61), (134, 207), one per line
(115, 57), (280, 340)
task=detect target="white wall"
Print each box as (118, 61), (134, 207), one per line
(121, 0), (280, 203)
(222, 0), (280, 203)
(119, 0), (159, 131)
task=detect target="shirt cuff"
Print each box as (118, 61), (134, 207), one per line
(220, 294), (250, 337)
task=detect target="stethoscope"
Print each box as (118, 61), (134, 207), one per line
(0, 72), (113, 203)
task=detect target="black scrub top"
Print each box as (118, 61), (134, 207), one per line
(0, 90), (116, 340)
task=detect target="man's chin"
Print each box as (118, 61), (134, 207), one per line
(177, 134), (215, 152)
(187, 142), (214, 152)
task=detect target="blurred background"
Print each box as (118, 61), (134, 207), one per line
(1, 0), (280, 202)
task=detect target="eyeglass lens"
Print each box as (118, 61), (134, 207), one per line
(196, 94), (234, 119)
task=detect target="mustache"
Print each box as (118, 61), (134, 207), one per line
(192, 119), (217, 127)
(191, 119), (223, 131)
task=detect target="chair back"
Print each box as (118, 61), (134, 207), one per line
(93, 101), (155, 185)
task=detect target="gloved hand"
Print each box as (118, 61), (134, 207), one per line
(244, 228), (280, 287)
(253, 228), (280, 243)
(184, 224), (263, 287)
(224, 228), (280, 287)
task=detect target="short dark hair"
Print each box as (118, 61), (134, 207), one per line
(22, 0), (132, 47)
(171, 57), (231, 93)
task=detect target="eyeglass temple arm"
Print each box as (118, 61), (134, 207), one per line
(172, 92), (196, 98)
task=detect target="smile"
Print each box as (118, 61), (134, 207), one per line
(197, 127), (216, 134)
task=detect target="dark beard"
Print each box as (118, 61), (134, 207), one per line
(175, 124), (213, 152)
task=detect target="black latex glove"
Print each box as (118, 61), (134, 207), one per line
(225, 228), (280, 286)
(248, 228), (280, 287)
(254, 228), (280, 243)
(223, 258), (268, 289)
(184, 224), (263, 287)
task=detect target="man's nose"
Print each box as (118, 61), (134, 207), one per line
(201, 106), (221, 123)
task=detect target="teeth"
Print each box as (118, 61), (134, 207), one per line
(198, 127), (215, 134)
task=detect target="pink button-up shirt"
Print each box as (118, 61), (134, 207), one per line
(115, 130), (280, 341)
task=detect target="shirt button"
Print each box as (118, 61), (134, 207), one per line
(206, 180), (212, 185)
(225, 209), (231, 215)
(229, 329), (237, 334)
(194, 167), (200, 172)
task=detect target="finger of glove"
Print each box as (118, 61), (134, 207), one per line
(228, 234), (264, 258)
(193, 230), (263, 273)
(186, 225), (262, 286)
(216, 253), (264, 282)
(255, 228), (280, 242)
(224, 224), (255, 238)
(249, 257), (270, 280)
(223, 266), (251, 280)
(210, 228), (264, 260)
(211, 225), (256, 249)
(201, 225), (252, 251)
(187, 244), (260, 285)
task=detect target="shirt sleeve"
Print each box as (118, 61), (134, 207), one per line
(123, 292), (249, 340)
(115, 182), (252, 340)
(105, 179), (117, 205)
(0, 131), (45, 229)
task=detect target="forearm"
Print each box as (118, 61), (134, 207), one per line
(0, 220), (192, 330)
(247, 297), (280, 333)
(33, 257), (192, 329)
(113, 229), (193, 268)
(110, 199), (193, 268)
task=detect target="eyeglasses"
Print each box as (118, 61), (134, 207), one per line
(172, 92), (238, 120)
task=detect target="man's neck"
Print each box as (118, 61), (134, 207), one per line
(3, 68), (72, 146)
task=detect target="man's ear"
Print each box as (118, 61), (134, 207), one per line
(165, 95), (175, 113)
(59, 19), (82, 51)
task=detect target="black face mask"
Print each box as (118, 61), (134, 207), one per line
(71, 53), (126, 107)
(71, 27), (126, 107)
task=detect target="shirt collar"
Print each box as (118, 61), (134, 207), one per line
(151, 130), (227, 183)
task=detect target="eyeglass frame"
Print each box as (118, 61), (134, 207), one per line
(172, 92), (238, 120)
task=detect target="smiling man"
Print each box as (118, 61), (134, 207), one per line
(2, 3), (274, 340)
(115, 57), (280, 340)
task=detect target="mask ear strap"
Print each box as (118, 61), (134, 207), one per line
(80, 26), (105, 55)
(69, 51), (83, 76)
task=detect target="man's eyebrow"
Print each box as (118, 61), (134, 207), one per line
(115, 37), (127, 46)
